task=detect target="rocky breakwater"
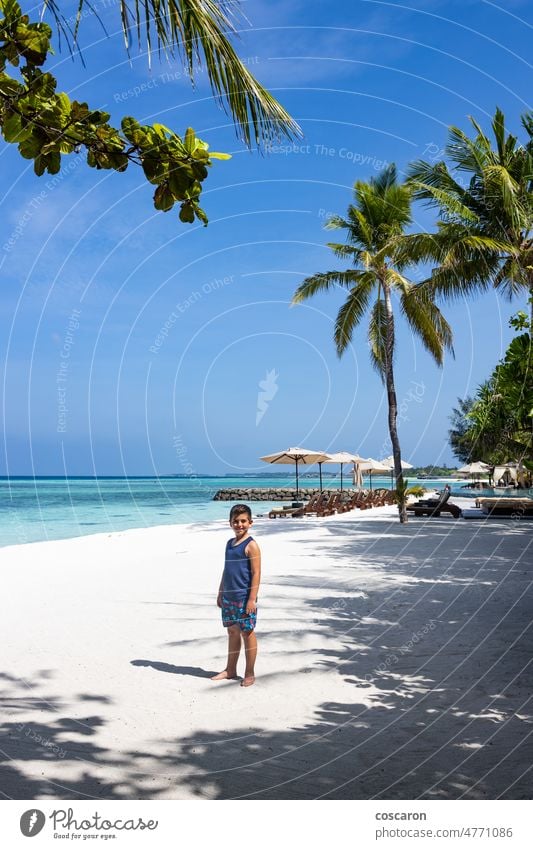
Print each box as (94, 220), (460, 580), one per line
(213, 488), (341, 501)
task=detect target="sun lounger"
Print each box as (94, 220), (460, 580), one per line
(268, 492), (325, 519)
(371, 488), (395, 507)
(268, 504), (306, 518)
(316, 491), (343, 516)
(406, 485), (462, 518)
(477, 498), (533, 517)
(338, 491), (368, 512)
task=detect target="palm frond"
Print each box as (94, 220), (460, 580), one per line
(292, 270), (363, 304)
(400, 285), (454, 365)
(42, 0), (300, 148)
(392, 232), (444, 265)
(446, 123), (490, 173)
(423, 261), (494, 301)
(493, 256), (531, 299)
(409, 180), (478, 222)
(347, 207), (375, 248)
(334, 275), (376, 355)
(384, 267), (411, 294)
(368, 298), (388, 377)
(326, 243), (363, 262)
(369, 163), (397, 193)
(324, 215), (351, 231)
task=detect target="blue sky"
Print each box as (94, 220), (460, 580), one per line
(1, 0), (531, 475)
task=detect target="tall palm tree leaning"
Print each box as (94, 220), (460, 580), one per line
(292, 165), (453, 523)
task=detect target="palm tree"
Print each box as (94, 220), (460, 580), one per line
(42, 0), (300, 148)
(292, 165), (453, 522)
(406, 108), (533, 303)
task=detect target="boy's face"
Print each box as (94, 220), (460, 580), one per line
(230, 512), (252, 539)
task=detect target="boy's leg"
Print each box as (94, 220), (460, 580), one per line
(241, 629), (257, 687)
(211, 625), (241, 680)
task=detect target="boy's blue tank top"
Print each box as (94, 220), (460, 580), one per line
(223, 536), (254, 602)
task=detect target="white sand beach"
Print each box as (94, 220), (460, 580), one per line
(1, 502), (532, 801)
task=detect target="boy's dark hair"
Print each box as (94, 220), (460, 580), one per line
(230, 503), (252, 521)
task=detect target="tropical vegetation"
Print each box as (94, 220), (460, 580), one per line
(449, 305), (533, 468)
(406, 107), (533, 304)
(407, 108), (532, 474)
(0, 0), (298, 224)
(292, 164), (453, 523)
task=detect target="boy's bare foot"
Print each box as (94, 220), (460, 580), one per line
(211, 670), (238, 681)
(241, 675), (255, 687)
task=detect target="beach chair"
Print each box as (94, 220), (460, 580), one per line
(338, 490), (367, 512)
(359, 490), (375, 509)
(268, 492), (325, 519)
(268, 504), (305, 518)
(371, 488), (392, 507)
(299, 492), (331, 516)
(407, 486), (461, 518)
(316, 491), (343, 516)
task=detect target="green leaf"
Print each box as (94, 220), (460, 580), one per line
(45, 150), (61, 173)
(141, 154), (166, 184)
(209, 151), (231, 160)
(15, 26), (50, 65)
(33, 154), (46, 176)
(2, 112), (24, 142)
(184, 127), (195, 153)
(71, 101), (90, 122)
(195, 205), (208, 225)
(121, 116), (143, 144)
(153, 122), (172, 136)
(154, 184), (174, 212)
(179, 203), (195, 223)
(109, 152), (128, 172)
(0, 74), (23, 96)
(18, 133), (42, 159)
(168, 167), (189, 198)
(56, 91), (70, 115)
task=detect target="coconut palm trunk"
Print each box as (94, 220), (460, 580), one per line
(382, 281), (407, 521)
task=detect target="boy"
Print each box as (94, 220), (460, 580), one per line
(212, 504), (261, 687)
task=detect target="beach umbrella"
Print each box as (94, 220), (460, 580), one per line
(457, 460), (491, 486)
(356, 457), (389, 491)
(321, 451), (365, 491)
(457, 461), (491, 481)
(380, 455), (414, 487)
(259, 447), (329, 498)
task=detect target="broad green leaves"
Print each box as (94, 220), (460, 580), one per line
(0, 0), (230, 224)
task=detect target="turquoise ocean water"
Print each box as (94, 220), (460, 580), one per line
(0, 475), (517, 548)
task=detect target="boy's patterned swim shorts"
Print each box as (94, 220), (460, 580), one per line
(221, 596), (257, 632)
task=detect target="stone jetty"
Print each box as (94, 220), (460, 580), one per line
(213, 487), (347, 501)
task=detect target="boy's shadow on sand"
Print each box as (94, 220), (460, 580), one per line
(130, 660), (217, 678)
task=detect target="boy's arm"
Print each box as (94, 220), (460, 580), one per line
(216, 546), (226, 607)
(216, 572), (224, 607)
(245, 540), (261, 613)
